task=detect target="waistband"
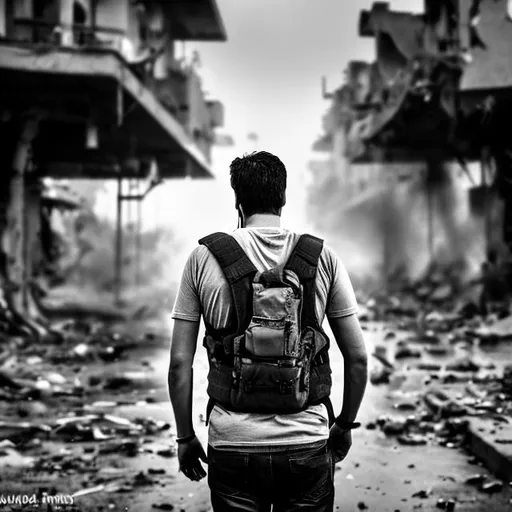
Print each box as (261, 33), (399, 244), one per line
(208, 439), (327, 454)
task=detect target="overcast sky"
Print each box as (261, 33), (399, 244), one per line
(192, 0), (423, 153)
(98, 0), (424, 257)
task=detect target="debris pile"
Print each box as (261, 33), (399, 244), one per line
(361, 262), (512, 500)
(369, 412), (469, 449)
(0, 315), (180, 509)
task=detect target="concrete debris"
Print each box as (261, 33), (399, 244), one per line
(365, 276), (512, 492)
(423, 390), (467, 418)
(0, 446), (36, 468)
(370, 364), (393, 385)
(430, 284), (454, 303)
(0, 315), (186, 508)
(464, 474), (487, 485)
(393, 401), (418, 411)
(395, 345), (422, 359)
(445, 358), (480, 373)
(397, 434), (428, 446)
(480, 480), (504, 493)
(477, 316), (512, 341)
(412, 488), (432, 499)
(436, 499), (456, 510)
(416, 363), (442, 371)
(0, 266), (510, 509)
(424, 346), (449, 356)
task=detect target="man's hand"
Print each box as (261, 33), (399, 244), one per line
(329, 424), (352, 463)
(178, 437), (208, 481)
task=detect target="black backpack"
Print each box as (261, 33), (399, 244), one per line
(199, 232), (334, 423)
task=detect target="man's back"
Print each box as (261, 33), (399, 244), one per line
(173, 226), (357, 332)
(172, 226), (358, 449)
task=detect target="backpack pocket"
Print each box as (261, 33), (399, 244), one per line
(206, 361), (234, 406)
(231, 358), (309, 412)
(244, 317), (303, 358)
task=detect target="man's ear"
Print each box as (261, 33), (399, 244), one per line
(282, 192), (287, 207)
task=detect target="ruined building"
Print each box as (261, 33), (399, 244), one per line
(312, 0), (512, 282)
(0, 0), (226, 336)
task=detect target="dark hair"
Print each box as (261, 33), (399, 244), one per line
(229, 151), (287, 217)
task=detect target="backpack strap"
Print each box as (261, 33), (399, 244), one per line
(285, 234), (324, 329)
(198, 232), (258, 336)
(286, 234), (333, 419)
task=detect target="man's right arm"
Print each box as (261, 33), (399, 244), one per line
(328, 314), (368, 423)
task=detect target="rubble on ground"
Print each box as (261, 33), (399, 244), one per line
(0, 315), (178, 508)
(362, 263), (512, 489)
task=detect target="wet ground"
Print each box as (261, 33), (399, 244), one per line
(1, 315), (512, 512)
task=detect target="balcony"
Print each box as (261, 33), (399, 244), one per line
(0, 40), (213, 179)
(0, 0), (229, 179)
(152, 58), (224, 161)
(9, 17), (222, 157)
(8, 17), (162, 73)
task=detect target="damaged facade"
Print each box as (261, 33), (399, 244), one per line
(0, 0), (226, 335)
(312, 0), (512, 283)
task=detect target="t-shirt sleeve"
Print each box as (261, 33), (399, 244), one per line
(171, 248), (202, 322)
(324, 246), (358, 318)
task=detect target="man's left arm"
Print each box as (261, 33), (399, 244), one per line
(168, 319), (206, 481)
(323, 245), (368, 462)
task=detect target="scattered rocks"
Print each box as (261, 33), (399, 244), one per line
(464, 474), (486, 486)
(397, 434), (428, 446)
(395, 346), (422, 359)
(370, 366), (393, 385)
(436, 498), (456, 511)
(481, 480), (504, 493)
(156, 447), (176, 458)
(424, 346), (449, 356)
(430, 284), (454, 303)
(479, 316), (512, 341)
(381, 418), (408, 436)
(418, 331), (442, 344)
(416, 363), (442, 371)
(445, 358), (480, 373)
(412, 489), (432, 499)
(393, 401), (418, 411)
(423, 390), (467, 418)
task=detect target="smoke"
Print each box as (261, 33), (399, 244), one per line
(41, 179), (191, 317)
(306, 158), (490, 291)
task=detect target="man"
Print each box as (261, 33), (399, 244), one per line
(169, 151), (368, 511)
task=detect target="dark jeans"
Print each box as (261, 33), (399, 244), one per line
(207, 442), (335, 511)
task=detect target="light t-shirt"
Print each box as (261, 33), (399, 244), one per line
(171, 227), (358, 449)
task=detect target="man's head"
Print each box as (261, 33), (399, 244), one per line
(229, 151), (287, 217)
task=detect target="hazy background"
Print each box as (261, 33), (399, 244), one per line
(92, 0), (425, 277)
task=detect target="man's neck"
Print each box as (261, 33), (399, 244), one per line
(244, 214), (281, 228)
